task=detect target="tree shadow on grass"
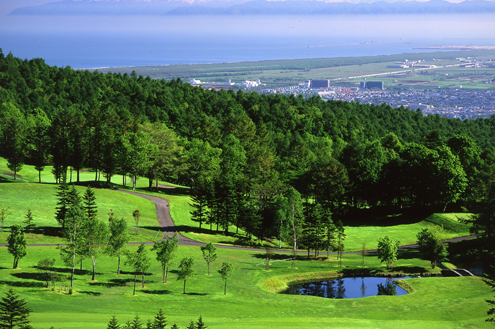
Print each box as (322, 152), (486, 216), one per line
(183, 292), (207, 296)
(0, 280), (44, 288)
(135, 186), (190, 197)
(79, 291), (102, 296)
(144, 289), (172, 295)
(392, 266), (430, 274)
(11, 272), (45, 281)
(398, 249), (422, 260)
(251, 253), (295, 260)
(88, 278), (133, 288)
(36, 226), (64, 238)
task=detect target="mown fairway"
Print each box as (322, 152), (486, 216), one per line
(0, 162), (492, 329)
(0, 245), (492, 329)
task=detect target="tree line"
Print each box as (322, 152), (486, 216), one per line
(1, 49), (495, 249)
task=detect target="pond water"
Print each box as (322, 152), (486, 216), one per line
(282, 277), (411, 299)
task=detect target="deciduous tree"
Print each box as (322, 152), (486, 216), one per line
(377, 236), (400, 270)
(200, 242), (217, 276)
(177, 257), (195, 294)
(108, 217), (130, 274)
(36, 258), (56, 288)
(0, 204), (11, 232)
(152, 233), (179, 283)
(218, 261), (234, 295)
(7, 225), (27, 269)
(132, 209), (141, 235)
(416, 228), (449, 268)
(82, 218), (109, 280)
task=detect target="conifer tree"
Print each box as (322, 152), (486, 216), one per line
(83, 186), (98, 220)
(107, 315), (121, 329)
(23, 209), (35, 233)
(0, 289), (31, 329)
(152, 309), (167, 329)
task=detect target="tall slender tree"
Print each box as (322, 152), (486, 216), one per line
(178, 257), (195, 294)
(108, 217), (130, 274)
(7, 225), (27, 269)
(152, 233), (179, 283)
(200, 243), (217, 276)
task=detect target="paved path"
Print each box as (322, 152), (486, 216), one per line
(0, 189), (478, 254)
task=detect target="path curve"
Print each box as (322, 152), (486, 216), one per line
(0, 188), (478, 255)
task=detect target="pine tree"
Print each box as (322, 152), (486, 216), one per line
(152, 309), (167, 329)
(55, 178), (70, 229)
(107, 315), (121, 329)
(23, 209), (36, 233)
(0, 289), (31, 329)
(131, 315), (143, 329)
(196, 316), (207, 329)
(83, 186), (98, 220)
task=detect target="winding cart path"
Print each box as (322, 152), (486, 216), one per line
(0, 188), (477, 254)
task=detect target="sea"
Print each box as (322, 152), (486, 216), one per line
(1, 14), (495, 69)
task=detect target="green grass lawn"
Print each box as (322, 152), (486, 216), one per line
(0, 183), (160, 244)
(0, 159), (489, 328)
(0, 244), (492, 329)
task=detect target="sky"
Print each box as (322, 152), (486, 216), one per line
(0, 0), (54, 16)
(4, 0), (495, 16)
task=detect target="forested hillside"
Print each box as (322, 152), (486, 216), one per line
(1, 49), (494, 249)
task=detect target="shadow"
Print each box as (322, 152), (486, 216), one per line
(135, 186), (191, 197)
(79, 291), (102, 296)
(392, 266), (428, 273)
(50, 267), (91, 276)
(251, 253), (294, 260)
(341, 268), (379, 277)
(88, 278), (133, 288)
(339, 206), (437, 228)
(184, 292), (207, 296)
(398, 249), (422, 260)
(144, 289), (172, 295)
(11, 272), (45, 281)
(0, 280), (44, 288)
(36, 226), (64, 238)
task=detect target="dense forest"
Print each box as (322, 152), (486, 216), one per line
(1, 49), (495, 252)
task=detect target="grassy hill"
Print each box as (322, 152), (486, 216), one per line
(0, 160), (491, 329)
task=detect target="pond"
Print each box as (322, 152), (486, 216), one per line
(282, 277), (412, 299)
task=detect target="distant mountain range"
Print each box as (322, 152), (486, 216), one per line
(9, 0), (495, 15)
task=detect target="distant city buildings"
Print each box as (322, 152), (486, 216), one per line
(306, 79), (330, 89)
(359, 81), (384, 90)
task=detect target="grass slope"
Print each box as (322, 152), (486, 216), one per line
(0, 245), (492, 329)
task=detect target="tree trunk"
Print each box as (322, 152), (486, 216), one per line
(132, 174), (136, 191)
(183, 279), (186, 294)
(224, 280), (227, 295)
(165, 262), (169, 283)
(117, 254), (121, 275)
(91, 256), (96, 280)
(70, 245), (76, 293)
(77, 169), (80, 183)
(133, 272), (137, 295)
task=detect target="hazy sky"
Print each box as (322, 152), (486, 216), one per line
(4, 0), (495, 16)
(0, 0), (54, 16)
